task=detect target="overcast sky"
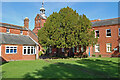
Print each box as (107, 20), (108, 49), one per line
(1, 1), (119, 30)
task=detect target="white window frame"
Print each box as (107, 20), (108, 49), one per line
(81, 46), (84, 52)
(62, 48), (64, 52)
(106, 43), (112, 53)
(95, 30), (99, 38)
(5, 46), (17, 54)
(95, 44), (100, 52)
(20, 30), (23, 35)
(49, 47), (52, 53)
(106, 29), (111, 37)
(118, 28), (120, 36)
(77, 46), (79, 53)
(6, 28), (10, 33)
(23, 46), (35, 55)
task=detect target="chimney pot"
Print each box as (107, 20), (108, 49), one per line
(24, 17), (29, 29)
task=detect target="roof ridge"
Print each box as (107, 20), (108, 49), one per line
(0, 22), (24, 28)
(91, 17), (120, 22)
(100, 17), (120, 21)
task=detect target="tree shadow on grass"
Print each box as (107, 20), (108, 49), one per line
(23, 59), (119, 79)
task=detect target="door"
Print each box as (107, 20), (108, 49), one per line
(89, 47), (90, 56)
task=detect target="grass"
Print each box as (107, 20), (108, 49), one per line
(1, 58), (119, 79)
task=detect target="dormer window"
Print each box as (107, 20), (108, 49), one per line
(6, 28), (10, 33)
(20, 30), (23, 35)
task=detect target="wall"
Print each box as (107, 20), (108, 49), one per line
(0, 27), (28, 35)
(1, 44), (36, 61)
(92, 24), (119, 57)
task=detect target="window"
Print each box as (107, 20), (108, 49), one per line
(49, 47), (52, 53)
(119, 28), (120, 36)
(6, 46), (17, 54)
(106, 29), (111, 37)
(77, 46), (79, 53)
(20, 30), (23, 35)
(23, 46), (35, 55)
(6, 28), (10, 33)
(95, 30), (99, 38)
(81, 46), (84, 52)
(62, 48), (64, 52)
(106, 43), (112, 52)
(73, 47), (74, 53)
(95, 44), (100, 52)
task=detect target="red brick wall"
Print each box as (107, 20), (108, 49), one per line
(40, 19), (46, 27)
(1, 44), (36, 61)
(0, 27), (28, 35)
(0, 27), (6, 33)
(92, 24), (119, 57)
(10, 28), (20, 34)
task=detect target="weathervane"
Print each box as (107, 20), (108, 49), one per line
(42, 0), (44, 8)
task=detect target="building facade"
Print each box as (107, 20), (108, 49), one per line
(32, 2), (47, 35)
(0, 17), (40, 61)
(90, 18), (120, 57)
(1, 1), (119, 60)
(32, 2), (120, 57)
(40, 17), (120, 57)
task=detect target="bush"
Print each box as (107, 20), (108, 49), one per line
(39, 51), (44, 56)
(82, 54), (88, 58)
(98, 54), (102, 57)
(92, 54), (96, 57)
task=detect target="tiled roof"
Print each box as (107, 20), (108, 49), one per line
(0, 33), (36, 45)
(92, 18), (120, 27)
(0, 22), (28, 30)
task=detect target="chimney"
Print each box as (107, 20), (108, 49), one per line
(24, 17), (29, 29)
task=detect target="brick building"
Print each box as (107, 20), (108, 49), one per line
(90, 18), (120, 57)
(0, 17), (40, 61)
(32, 2), (47, 35)
(32, 2), (120, 57)
(0, 1), (119, 60)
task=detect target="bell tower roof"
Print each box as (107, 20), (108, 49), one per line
(40, 0), (45, 14)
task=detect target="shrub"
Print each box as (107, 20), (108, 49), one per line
(82, 54), (88, 58)
(98, 54), (102, 57)
(92, 54), (96, 57)
(39, 51), (44, 56)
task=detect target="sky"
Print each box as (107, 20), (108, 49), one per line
(1, 2), (119, 30)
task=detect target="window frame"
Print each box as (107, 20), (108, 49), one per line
(106, 29), (111, 37)
(23, 46), (35, 55)
(20, 30), (23, 35)
(106, 43), (112, 53)
(62, 48), (64, 52)
(5, 46), (17, 54)
(49, 47), (52, 53)
(94, 44), (100, 52)
(118, 28), (120, 36)
(6, 28), (10, 33)
(81, 46), (84, 52)
(95, 30), (99, 38)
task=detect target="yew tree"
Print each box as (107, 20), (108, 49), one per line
(38, 6), (97, 51)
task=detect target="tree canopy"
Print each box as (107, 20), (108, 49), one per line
(38, 6), (97, 49)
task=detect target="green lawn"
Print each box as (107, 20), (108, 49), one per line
(1, 58), (119, 79)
